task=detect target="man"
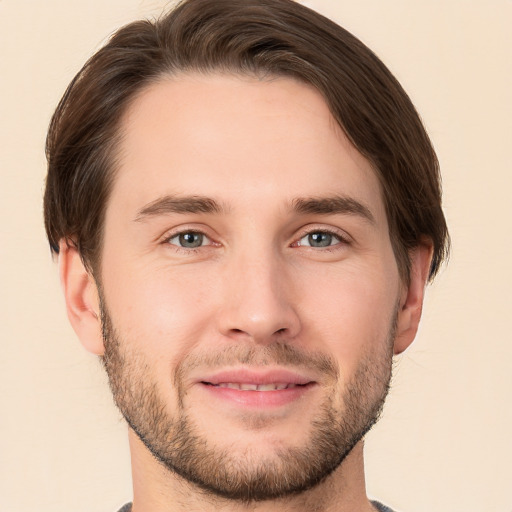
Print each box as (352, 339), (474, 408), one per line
(43, 0), (449, 511)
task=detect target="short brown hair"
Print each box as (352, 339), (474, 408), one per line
(44, 0), (449, 281)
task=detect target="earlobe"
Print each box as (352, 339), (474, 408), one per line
(58, 240), (105, 355)
(393, 241), (434, 355)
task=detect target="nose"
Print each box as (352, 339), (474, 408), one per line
(216, 250), (301, 344)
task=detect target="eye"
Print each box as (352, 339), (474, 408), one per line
(167, 231), (210, 249)
(298, 231), (342, 248)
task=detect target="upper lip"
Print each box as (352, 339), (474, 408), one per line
(198, 368), (315, 386)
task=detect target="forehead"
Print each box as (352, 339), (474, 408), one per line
(111, 73), (386, 223)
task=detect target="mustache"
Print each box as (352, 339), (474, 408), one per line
(175, 342), (339, 382)
(98, 292), (339, 384)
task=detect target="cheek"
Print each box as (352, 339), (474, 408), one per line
(100, 257), (219, 363)
(298, 260), (398, 373)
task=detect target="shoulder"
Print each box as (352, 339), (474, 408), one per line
(372, 500), (398, 512)
(117, 504), (132, 512)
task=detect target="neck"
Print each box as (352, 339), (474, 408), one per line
(128, 430), (375, 512)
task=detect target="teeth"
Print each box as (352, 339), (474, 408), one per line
(240, 383), (258, 390)
(257, 384), (279, 391)
(213, 383), (296, 391)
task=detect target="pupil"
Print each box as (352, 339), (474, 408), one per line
(309, 232), (331, 247)
(179, 232), (202, 248)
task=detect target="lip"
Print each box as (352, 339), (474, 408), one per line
(199, 368), (314, 386)
(196, 368), (317, 408)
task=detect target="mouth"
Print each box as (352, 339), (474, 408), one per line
(202, 382), (306, 391)
(196, 369), (316, 408)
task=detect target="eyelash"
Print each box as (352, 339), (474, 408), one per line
(293, 228), (349, 250)
(161, 227), (350, 254)
(162, 229), (217, 254)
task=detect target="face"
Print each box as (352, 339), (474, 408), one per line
(98, 74), (404, 501)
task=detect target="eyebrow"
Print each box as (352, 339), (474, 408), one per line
(134, 195), (225, 221)
(134, 193), (375, 224)
(291, 196), (375, 224)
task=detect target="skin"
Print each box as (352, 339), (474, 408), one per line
(60, 74), (432, 512)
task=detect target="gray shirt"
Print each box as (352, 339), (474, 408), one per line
(117, 500), (396, 511)
(372, 500), (397, 512)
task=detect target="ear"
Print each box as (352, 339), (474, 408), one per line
(58, 240), (105, 355)
(394, 240), (434, 355)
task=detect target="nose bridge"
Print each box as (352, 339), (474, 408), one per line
(217, 242), (300, 343)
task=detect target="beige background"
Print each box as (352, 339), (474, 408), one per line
(1, 0), (511, 511)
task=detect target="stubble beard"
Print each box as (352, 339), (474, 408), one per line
(100, 299), (395, 503)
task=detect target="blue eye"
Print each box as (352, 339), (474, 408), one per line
(299, 232), (340, 248)
(168, 232), (208, 249)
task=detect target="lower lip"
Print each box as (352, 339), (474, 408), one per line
(200, 383), (315, 408)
